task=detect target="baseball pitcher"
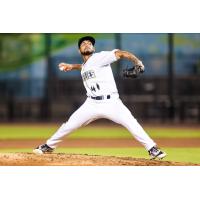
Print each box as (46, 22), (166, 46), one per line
(33, 36), (167, 160)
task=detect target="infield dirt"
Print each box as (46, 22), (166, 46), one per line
(0, 153), (199, 166)
(1, 138), (200, 148)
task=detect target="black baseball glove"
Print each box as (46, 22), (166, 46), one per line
(123, 64), (145, 79)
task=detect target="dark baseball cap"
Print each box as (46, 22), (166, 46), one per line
(78, 36), (95, 48)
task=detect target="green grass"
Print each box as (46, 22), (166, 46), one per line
(147, 127), (200, 138)
(0, 125), (200, 139)
(0, 125), (57, 139)
(1, 147), (200, 164)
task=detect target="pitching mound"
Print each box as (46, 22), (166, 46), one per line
(0, 153), (199, 166)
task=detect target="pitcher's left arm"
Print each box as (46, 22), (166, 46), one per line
(115, 50), (144, 71)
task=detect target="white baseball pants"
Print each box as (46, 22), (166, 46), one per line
(46, 96), (156, 150)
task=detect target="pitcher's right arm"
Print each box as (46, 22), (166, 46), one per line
(58, 63), (82, 71)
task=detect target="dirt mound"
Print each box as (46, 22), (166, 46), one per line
(0, 153), (198, 166)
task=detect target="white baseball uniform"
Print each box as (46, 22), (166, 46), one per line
(46, 49), (156, 150)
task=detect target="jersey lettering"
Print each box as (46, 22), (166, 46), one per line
(82, 70), (96, 81)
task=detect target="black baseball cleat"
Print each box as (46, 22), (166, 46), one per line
(33, 144), (54, 155)
(148, 146), (167, 160)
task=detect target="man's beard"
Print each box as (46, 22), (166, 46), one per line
(81, 49), (94, 55)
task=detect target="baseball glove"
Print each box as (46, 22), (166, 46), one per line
(123, 64), (145, 78)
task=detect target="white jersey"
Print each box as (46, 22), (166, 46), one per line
(81, 49), (119, 97)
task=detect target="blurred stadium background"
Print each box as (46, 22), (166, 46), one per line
(0, 33), (200, 123)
